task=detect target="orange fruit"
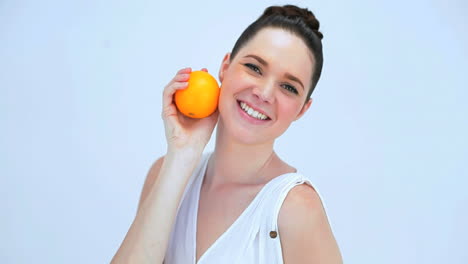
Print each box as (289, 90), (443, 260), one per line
(175, 71), (220, 118)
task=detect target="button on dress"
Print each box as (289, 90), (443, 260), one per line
(164, 152), (331, 264)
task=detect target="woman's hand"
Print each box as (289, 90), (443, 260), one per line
(161, 67), (219, 152)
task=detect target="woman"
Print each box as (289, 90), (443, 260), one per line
(112, 4), (342, 264)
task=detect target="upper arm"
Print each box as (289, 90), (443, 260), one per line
(137, 156), (165, 213)
(278, 183), (342, 264)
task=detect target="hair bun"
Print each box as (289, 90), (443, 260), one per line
(262, 5), (323, 40)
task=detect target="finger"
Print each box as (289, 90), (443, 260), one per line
(164, 71), (190, 90)
(173, 81), (189, 90)
(162, 82), (188, 109)
(162, 68), (191, 118)
(173, 73), (190, 82)
(201, 68), (208, 72)
(177, 67), (192, 75)
(162, 103), (178, 119)
(163, 81), (188, 102)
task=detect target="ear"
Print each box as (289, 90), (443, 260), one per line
(294, 98), (313, 121)
(218, 52), (231, 83)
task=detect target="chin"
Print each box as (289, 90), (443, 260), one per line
(217, 114), (276, 146)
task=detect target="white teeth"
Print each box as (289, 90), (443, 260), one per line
(239, 101), (268, 120)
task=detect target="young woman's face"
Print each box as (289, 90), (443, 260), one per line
(217, 27), (314, 145)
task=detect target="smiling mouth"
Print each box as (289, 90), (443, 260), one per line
(237, 100), (271, 120)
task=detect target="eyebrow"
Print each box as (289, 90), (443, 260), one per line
(243, 54), (305, 91)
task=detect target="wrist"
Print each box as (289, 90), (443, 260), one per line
(167, 143), (204, 157)
(159, 147), (204, 184)
(166, 146), (204, 163)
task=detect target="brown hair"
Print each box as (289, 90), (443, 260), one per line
(230, 5), (324, 101)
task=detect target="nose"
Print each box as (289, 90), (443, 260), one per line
(252, 80), (275, 103)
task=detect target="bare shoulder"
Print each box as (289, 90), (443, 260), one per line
(137, 155), (165, 212)
(278, 183), (343, 264)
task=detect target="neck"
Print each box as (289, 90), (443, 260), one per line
(204, 123), (277, 189)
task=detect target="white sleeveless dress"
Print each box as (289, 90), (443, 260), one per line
(164, 152), (330, 264)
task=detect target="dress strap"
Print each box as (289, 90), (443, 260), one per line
(176, 152), (211, 213)
(254, 173), (331, 261)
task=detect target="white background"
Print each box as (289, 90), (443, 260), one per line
(1, 0), (467, 263)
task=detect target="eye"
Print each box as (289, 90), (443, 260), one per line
(282, 84), (298, 95)
(244, 63), (262, 75)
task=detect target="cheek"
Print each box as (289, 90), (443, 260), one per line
(217, 74), (244, 111)
(276, 96), (303, 122)
(220, 69), (254, 95)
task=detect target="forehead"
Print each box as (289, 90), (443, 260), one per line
(235, 28), (314, 85)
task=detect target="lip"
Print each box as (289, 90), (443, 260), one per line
(239, 100), (270, 118)
(236, 100), (271, 125)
